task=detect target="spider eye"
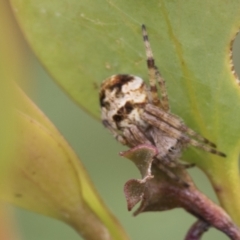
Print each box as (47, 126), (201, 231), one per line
(125, 102), (133, 114)
(113, 114), (123, 122)
(99, 91), (106, 107)
(168, 146), (176, 153)
(102, 101), (110, 110)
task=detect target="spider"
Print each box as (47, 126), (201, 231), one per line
(99, 25), (226, 185)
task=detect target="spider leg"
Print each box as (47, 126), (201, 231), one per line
(145, 103), (217, 148)
(179, 162), (196, 169)
(188, 138), (226, 157)
(155, 66), (170, 111)
(122, 128), (139, 147)
(142, 25), (161, 107)
(142, 112), (226, 157)
(102, 119), (128, 145)
(128, 124), (153, 145)
(156, 157), (179, 168)
(153, 161), (190, 187)
(121, 124), (154, 147)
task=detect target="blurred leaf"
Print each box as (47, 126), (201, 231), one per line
(0, 1), (31, 239)
(0, 0), (19, 186)
(0, 88), (129, 240)
(0, 1), (129, 237)
(9, 0), (240, 226)
(0, 204), (19, 240)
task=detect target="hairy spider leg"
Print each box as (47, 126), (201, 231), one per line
(154, 66), (170, 111)
(102, 119), (128, 145)
(145, 104), (217, 148)
(142, 25), (170, 111)
(141, 112), (226, 157)
(142, 24), (161, 107)
(154, 161), (190, 187)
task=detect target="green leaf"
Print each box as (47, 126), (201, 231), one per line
(0, 1), (19, 184)
(10, 0), (240, 226)
(0, 1), (29, 239)
(1, 87), (129, 240)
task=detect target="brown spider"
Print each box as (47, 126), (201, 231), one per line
(99, 25), (226, 184)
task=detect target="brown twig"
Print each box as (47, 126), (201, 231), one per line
(185, 220), (210, 240)
(121, 144), (240, 240)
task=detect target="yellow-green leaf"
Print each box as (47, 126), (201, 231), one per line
(1, 88), (129, 240)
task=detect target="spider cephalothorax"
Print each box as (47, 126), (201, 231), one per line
(100, 74), (148, 131)
(100, 25), (226, 183)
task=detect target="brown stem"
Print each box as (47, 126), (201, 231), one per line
(185, 220), (210, 240)
(168, 185), (240, 240)
(121, 145), (240, 239)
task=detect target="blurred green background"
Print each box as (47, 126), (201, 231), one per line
(12, 25), (240, 239)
